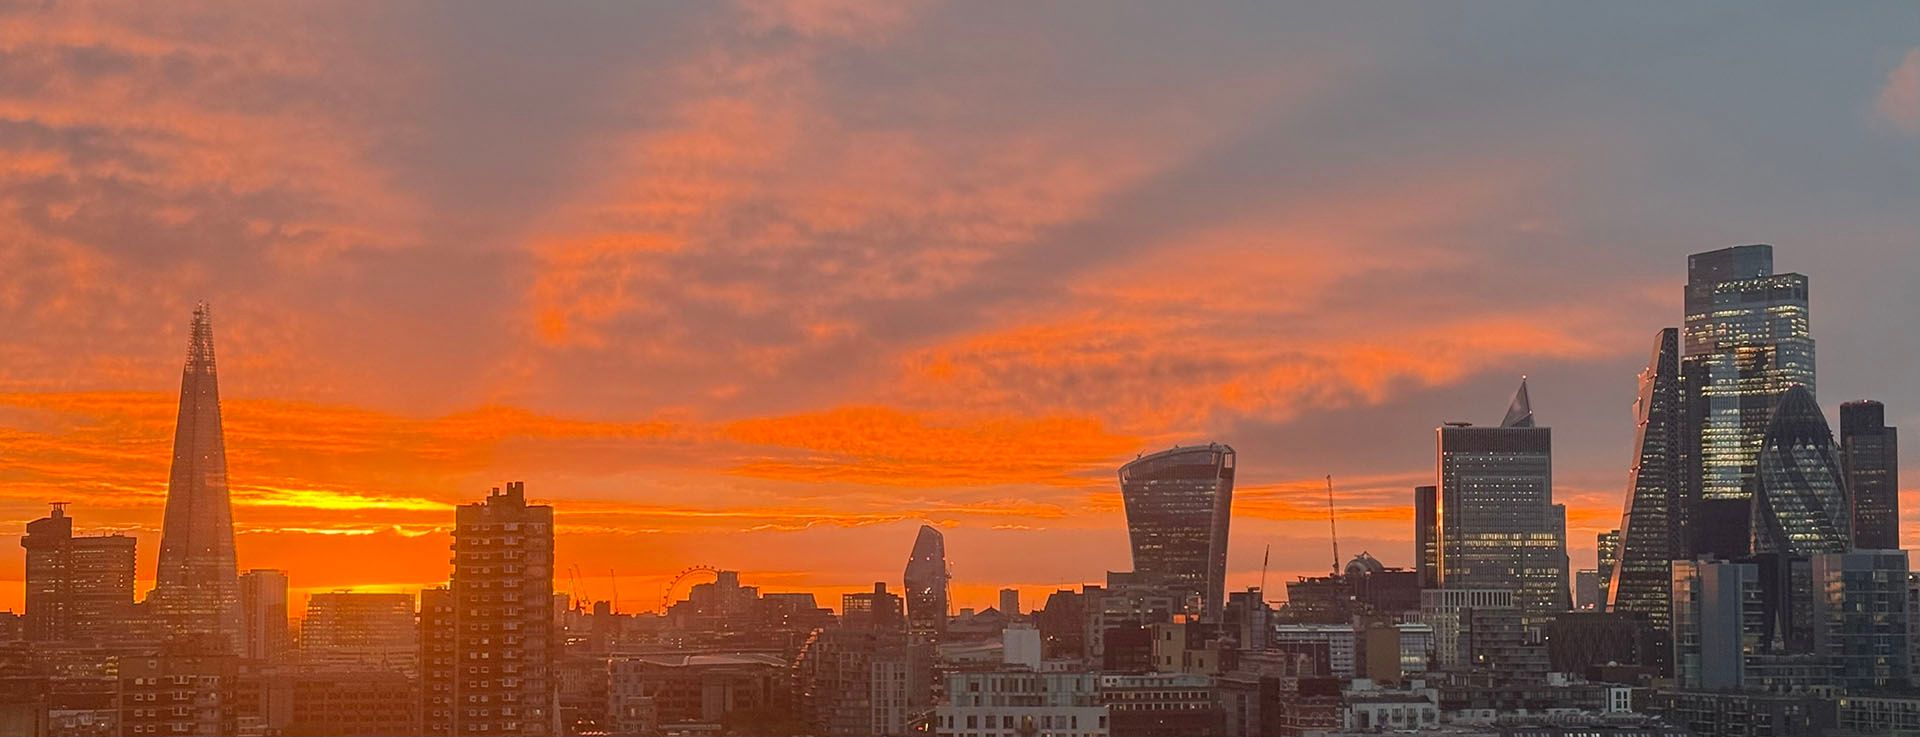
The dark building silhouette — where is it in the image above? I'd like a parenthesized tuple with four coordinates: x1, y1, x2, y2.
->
(842, 582, 905, 631)
(1545, 611, 1667, 676)
(1681, 245, 1814, 559)
(1414, 485, 1438, 589)
(1596, 530, 1619, 608)
(21, 504, 135, 643)
(1752, 387, 1850, 556)
(148, 303, 244, 651)
(902, 524, 948, 642)
(441, 482, 559, 735)
(1840, 400, 1900, 549)
(1036, 589, 1087, 659)
(1118, 443, 1236, 619)
(1607, 328, 1683, 634)
(1436, 380, 1568, 620)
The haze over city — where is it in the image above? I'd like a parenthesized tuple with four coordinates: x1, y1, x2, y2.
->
(2, 0, 1918, 622)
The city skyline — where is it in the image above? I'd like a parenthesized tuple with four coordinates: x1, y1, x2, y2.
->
(3, 3, 1920, 621)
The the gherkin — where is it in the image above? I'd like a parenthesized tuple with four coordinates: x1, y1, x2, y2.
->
(1751, 386, 1850, 555)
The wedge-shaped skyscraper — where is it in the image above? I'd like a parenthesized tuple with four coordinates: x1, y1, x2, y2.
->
(1119, 443, 1235, 619)
(1606, 329, 1683, 632)
(1751, 386, 1850, 555)
(148, 303, 244, 650)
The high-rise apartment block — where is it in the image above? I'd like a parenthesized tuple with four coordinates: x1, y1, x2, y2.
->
(21, 504, 135, 643)
(440, 482, 559, 735)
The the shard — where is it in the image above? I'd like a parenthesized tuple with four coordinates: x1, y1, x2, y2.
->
(1605, 329, 1683, 632)
(1751, 386, 1850, 555)
(903, 524, 949, 642)
(148, 303, 243, 650)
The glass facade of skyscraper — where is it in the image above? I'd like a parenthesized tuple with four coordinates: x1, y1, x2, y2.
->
(1751, 387, 1850, 556)
(1682, 244, 1815, 509)
(1118, 444, 1236, 619)
(1840, 400, 1900, 550)
(1608, 328, 1683, 632)
(1436, 385, 1568, 622)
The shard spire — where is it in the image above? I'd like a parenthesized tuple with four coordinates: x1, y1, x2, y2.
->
(150, 302, 243, 651)
(1502, 376, 1535, 428)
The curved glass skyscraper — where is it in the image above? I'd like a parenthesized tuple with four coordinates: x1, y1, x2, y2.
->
(903, 524, 948, 641)
(1751, 386, 1850, 555)
(1118, 444, 1235, 619)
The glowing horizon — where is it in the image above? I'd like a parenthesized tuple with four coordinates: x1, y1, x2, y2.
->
(3, 2, 1918, 619)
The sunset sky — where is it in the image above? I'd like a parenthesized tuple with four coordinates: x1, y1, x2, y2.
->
(2, 2, 1917, 617)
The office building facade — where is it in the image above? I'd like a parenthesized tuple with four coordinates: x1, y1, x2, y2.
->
(240, 569, 290, 663)
(1840, 400, 1900, 549)
(1117, 444, 1236, 619)
(1681, 244, 1815, 558)
(1436, 380, 1568, 620)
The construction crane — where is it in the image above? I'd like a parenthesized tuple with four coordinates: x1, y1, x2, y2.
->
(1259, 544, 1271, 602)
(568, 564, 585, 610)
(1326, 475, 1341, 576)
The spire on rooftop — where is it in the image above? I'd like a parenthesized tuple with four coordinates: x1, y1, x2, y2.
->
(1501, 377, 1534, 428)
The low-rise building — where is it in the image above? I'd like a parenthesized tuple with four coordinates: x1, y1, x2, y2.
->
(935, 670, 1106, 737)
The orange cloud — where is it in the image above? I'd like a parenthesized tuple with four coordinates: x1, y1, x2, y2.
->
(725, 406, 1137, 487)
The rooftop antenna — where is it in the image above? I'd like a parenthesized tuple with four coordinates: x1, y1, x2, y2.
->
(608, 568, 620, 614)
(1326, 475, 1341, 576)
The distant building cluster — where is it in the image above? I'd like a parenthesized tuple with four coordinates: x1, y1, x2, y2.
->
(0, 244, 1912, 737)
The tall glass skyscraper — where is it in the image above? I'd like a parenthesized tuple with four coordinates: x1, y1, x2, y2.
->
(1607, 328, 1683, 632)
(1682, 244, 1814, 557)
(1414, 485, 1438, 589)
(148, 303, 244, 651)
(1839, 400, 1900, 550)
(1436, 380, 1569, 621)
(903, 524, 949, 642)
(1751, 386, 1851, 556)
(1118, 443, 1236, 619)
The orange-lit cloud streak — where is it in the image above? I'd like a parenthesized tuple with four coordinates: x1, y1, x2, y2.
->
(2, 2, 1917, 615)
